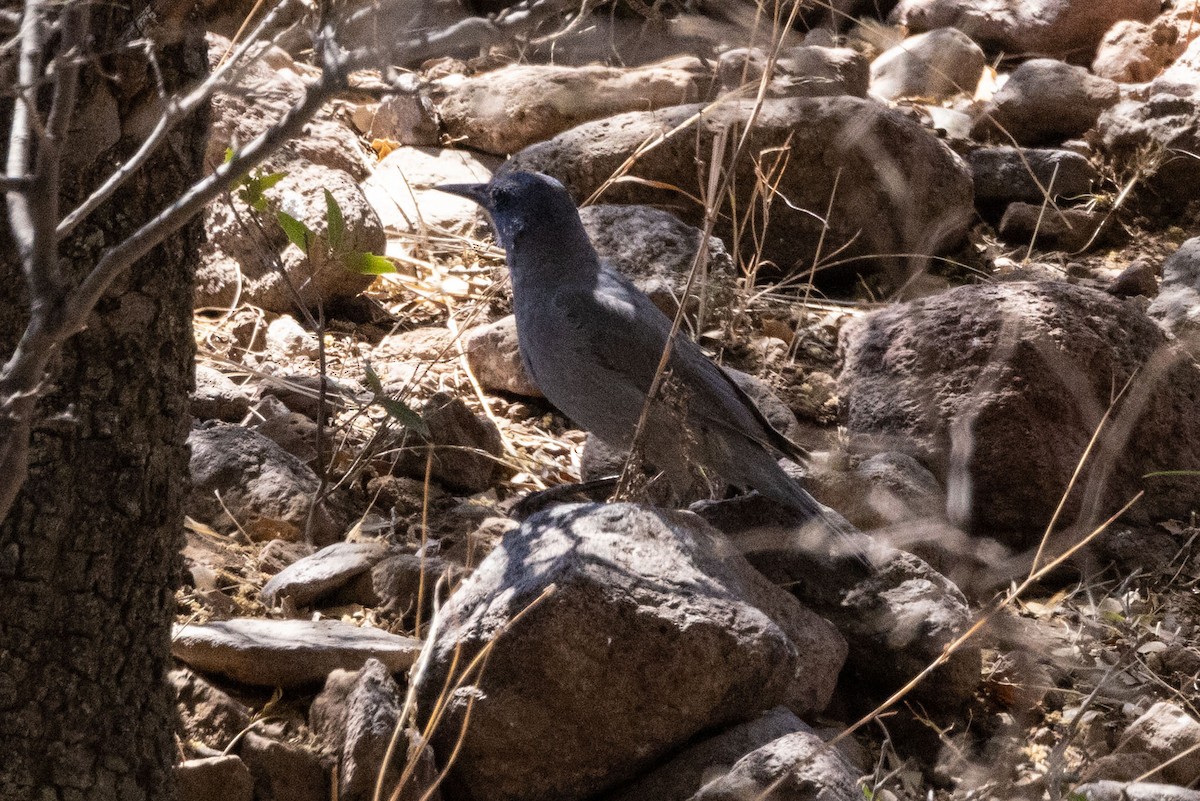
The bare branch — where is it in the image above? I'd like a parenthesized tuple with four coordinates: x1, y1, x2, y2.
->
(5, 0, 49, 284)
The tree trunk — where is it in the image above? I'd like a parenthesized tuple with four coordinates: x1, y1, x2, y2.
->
(0, 1, 207, 798)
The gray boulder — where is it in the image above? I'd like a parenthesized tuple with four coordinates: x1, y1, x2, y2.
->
(414, 503, 847, 801)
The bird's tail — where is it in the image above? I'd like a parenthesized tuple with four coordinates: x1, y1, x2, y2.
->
(764, 475, 875, 569)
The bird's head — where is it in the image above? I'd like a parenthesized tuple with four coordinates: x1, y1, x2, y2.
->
(436, 171, 581, 250)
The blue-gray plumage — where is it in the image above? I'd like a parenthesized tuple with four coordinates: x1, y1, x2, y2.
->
(438, 172, 866, 559)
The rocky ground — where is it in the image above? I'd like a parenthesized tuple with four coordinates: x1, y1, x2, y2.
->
(172, 2, 1200, 800)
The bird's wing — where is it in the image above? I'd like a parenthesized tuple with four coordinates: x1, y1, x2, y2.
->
(552, 273, 807, 464)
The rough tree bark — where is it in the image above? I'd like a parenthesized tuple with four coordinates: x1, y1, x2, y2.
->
(0, 0, 207, 797)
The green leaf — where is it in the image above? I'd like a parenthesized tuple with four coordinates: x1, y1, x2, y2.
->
(343, 251, 395, 275)
(1143, 469, 1200, 479)
(241, 171, 287, 212)
(362, 362, 427, 435)
(377, 396, 428, 435)
(224, 147, 235, 164)
(276, 211, 313, 255)
(324, 189, 345, 253)
(257, 172, 287, 191)
(362, 361, 384, 395)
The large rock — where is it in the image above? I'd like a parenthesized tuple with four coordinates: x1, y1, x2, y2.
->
(972, 59, 1120, 145)
(870, 28, 986, 102)
(502, 97, 973, 292)
(432, 59, 710, 156)
(187, 422, 343, 545)
(413, 503, 847, 801)
(579, 204, 738, 322)
(890, 0, 1159, 59)
(205, 34, 372, 178)
(1093, 17, 1191, 83)
(839, 281, 1200, 545)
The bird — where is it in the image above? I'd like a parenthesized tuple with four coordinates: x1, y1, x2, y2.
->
(438, 171, 868, 561)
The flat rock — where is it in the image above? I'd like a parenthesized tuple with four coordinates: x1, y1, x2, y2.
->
(261, 541, 391, 607)
(171, 618, 421, 687)
(890, 0, 1159, 59)
(432, 59, 710, 156)
(1077, 781, 1200, 801)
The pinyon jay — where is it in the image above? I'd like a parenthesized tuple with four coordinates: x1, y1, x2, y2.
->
(439, 171, 868, 560)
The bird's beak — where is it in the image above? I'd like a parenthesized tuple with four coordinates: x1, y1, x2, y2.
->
(435, 183, 491, 209)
